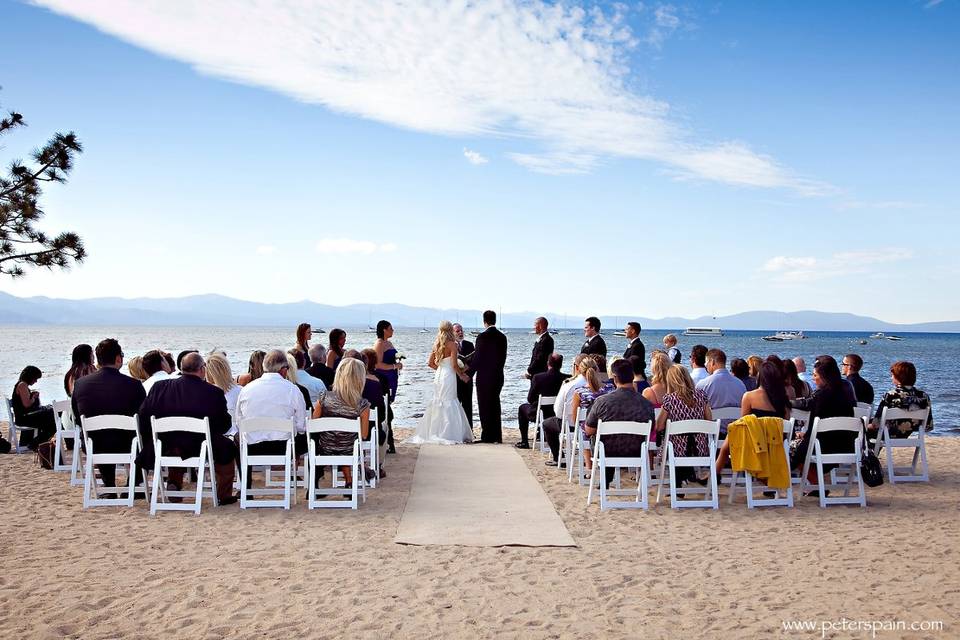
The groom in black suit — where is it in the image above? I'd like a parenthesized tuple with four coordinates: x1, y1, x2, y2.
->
(453, 323, 475, 426)
(467, 310, 508, 443)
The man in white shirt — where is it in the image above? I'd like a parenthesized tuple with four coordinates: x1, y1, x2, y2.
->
(236, 350, 307, 447)
(541, 354, 589, 466)
(141, 349, 172, 394)
(289, 348, 326, 404)
(689, 344, 709, 384)
(793, 357, 818, 391)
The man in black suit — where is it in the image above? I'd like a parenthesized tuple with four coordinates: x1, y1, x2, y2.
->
(467, 310, 508, 443)
(622, 321, 646, 378)
(525, 316, 554, 380)
(843, 353, 875, 405)
(453, 323, 475, 426)
(516, 353, 566, 449)
(580, 316, 607, 357)
(137, 353, 239, 505)
(72, 338, 147, 490)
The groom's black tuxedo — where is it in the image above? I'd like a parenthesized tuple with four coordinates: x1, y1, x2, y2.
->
(469, 326, 508, 443)
(456, 339, 475, 426)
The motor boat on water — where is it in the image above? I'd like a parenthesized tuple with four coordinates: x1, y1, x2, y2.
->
(870, 332, 885, 339)
(683, 327, 724, 337)
(761, 330, 806, 342)
(886, 335, 905, 341)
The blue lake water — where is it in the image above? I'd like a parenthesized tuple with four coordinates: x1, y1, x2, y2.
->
(2, 326, 957, 436)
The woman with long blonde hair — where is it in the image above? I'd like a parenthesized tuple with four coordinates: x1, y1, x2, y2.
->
(312, 358, 371, 487)
(642, 351, 671, 408)
(570, 356, 615, 476)
(204, 354, 241, 421)
(408, 320, 474, 444)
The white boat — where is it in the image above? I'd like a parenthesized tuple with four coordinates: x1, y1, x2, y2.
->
(364, 326, 377, 334)
(683, 327, 723, 337)
(762, 330, 805, 341)
(886, 335, 904, 341)
(870, 332, 885, 339)
(612, 330, 627, 337)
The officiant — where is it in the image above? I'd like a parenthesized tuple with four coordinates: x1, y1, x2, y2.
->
(453, 323, 474, 426)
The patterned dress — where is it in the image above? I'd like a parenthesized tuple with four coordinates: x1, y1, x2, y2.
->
(315, 391, 371, 455)
(873, 385, 933, 436)
(574, 381, 615, 432)
(661, 388, 711, 457)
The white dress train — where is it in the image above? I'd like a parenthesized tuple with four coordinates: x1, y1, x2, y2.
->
(407, 356, 474, 445)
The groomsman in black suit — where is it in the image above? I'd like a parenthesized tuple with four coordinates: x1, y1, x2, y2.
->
(467, 310, 508, 443)
(622, 321, 646, 376)
(580, 316, 607, 358)
(453, 323, 475, 426)
(516, 353, 566, 449)
(525, 316, 554, 380)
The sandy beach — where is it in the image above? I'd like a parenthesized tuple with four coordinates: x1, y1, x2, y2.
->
(1, 430, 957, 639)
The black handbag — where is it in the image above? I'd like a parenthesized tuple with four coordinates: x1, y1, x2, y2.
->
(860, 439, 884, 488)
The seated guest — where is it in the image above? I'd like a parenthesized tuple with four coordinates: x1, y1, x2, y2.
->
(326, 329, 347, 370)
(175, 350, 199, 376)
(289, 348, 326, 404)
(789, 355, 856, 473)
(663, 334, 681, 364)
(696, 349, 746, 412)
(311, 358, 371, 487)
(642, 351, 671, 409)
(142, 349, 173, 394)
(64, 343, 96, 396)
(730, 358, 756, 392)
(580, 316, 607, 357)
(655, 365, 713, 481)
(10, 366, 56, 449)
(843, 353, 875, 405)
(571, 359, 615, 474)
(359, 349, 388, 447)
(622, 322, 646, 378)
(688, 344, 709, 384)
(781, 357, 810, 400)
(71, 339, 147, 490)
(516, 353, 566, 449)
(235, 349, 308, 476)
(592, 354, 609, 383)
(236, 350, 266, 386)
(204, 354, 242, 424)
(630, 355, 649, 393)
(127, 356, 148, 381)
(541, 354, 589, 466)
(714, 361, 791, 475)
(374, 320, 403, 401)
(583, 358, 655, 489)
(868, 360, 934, 438)
(137, 353, 239, 505)
(307, 344, 335, 388)
(363, 348, 394, 452)
(284, 353, 312, 412)
(747, 355, 763, 386)
(793, 357, 817, 391)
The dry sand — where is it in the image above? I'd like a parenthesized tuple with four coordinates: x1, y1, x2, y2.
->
(1, 429, 958, 639)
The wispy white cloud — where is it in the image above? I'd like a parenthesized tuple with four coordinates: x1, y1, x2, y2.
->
(463, 148, 488, 165)
(924, 0, 944, 9)
(255, 245, 276, 256)
(760, 249, 913, 282)
(315, 238, 397, 255)
(833, 200, 922, 211)
(32, 0, 828, 194)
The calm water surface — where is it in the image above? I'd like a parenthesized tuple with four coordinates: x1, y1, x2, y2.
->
(2, 326, 957, 436)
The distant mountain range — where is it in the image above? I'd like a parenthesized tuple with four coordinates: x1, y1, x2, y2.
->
(1, 291, 958, 332)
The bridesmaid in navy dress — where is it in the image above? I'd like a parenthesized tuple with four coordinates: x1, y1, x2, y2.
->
(374, 320, 403, 401)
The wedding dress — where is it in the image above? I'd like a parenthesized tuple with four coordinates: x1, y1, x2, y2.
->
(407, 356, 474, 445)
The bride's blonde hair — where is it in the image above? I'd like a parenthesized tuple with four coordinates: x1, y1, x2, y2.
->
(431, 321, 456, 367)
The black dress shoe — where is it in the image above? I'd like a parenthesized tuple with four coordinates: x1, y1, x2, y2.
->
(545, 460, 566, 468)
(218, 493, 240, 506)
(387, 445, 397, 454)
(515, 442, 531, 449)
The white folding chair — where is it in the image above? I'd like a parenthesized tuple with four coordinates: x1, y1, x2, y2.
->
(305, 417, 366, 509)
(80, 414, 146, 508)
(656, 419, 721, 509)
(727, 419, 795, 508)
(361, 408, 380, 488)
(534, 395, 557, 454)
(52, 400, 82, 484)
(149, 416, 219, 515)
(799, 417, 866, 508)
(587, 420, 652, 511)
(4, 397, 37, 454)
(238, 417, 296, 509)
(563, 408, 588, 482)
(873, 407, 930, 483)
(854, 402, 873, 422)
(711, 406, 741, 482)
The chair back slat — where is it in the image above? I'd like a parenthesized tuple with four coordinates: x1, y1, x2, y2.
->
(238, 417, 295, 435)
(596, 420, 651, 438)
(538, 395, 557, 406)
(306, 417, 362, 434)
(812, 416, 864, 434)
(665, 419, 720, 437)
(710, 407, 741, 420)
(151, 416, 209, 435)
(879, 407, 929, 423)
(81, 414, 138, 432)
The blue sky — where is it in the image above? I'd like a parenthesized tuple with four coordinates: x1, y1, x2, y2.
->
(0, 0, 957, 322)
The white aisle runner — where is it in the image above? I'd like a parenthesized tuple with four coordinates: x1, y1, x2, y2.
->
(394, 444, 577, 547)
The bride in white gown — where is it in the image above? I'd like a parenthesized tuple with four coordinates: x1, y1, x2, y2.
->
(407, 321, 474, 445)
